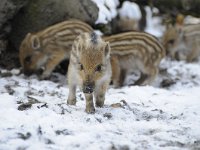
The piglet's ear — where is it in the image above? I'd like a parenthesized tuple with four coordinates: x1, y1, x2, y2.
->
(176, 14, 184, 26)
(31, 35, 40, 50)
(26, 33, 31, 38)
(104, 42, 110, 59)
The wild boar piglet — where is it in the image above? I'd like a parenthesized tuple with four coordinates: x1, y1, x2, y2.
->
(67, 32, 111, 114)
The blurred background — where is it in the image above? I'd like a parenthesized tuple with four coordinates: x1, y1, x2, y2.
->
(0, 0, 199, 70)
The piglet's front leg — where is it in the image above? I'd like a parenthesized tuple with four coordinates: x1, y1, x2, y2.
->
(95, 81, 109, 107)
(40, 52, 66, 80)
(67, 64, 77, 105)
(85, 93, 95, 114)
(67, 85, 76, 105)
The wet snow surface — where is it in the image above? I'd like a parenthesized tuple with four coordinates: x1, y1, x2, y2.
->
(0, 58, 200, 150)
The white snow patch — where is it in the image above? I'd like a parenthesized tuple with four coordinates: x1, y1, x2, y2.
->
(118, 1, 141, 20)
(145, 6, 165, 38)
(184, 15, 200, 24)
(92, 0, 119, 24)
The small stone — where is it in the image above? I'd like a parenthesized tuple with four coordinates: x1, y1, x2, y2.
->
(103, 113, 112, 119)
(18, 103, 32, 111)
(110, 103, 122, 108)
(17, 132, 31, 140)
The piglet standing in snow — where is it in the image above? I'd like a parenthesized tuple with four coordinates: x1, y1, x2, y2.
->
(163, 18, 200, 62)
(162, 14, 200, 62)
(67, 32, 111, 113)
(103, 31, 165, 87)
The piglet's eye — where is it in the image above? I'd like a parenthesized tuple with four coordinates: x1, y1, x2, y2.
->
(24, 56, 31, 63)
(79, 63, 84, 70)
(168, 39, 175, 44)
(95, 64, 103, 72)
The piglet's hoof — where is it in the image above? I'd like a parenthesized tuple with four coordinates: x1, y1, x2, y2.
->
(67, 99, 76, 105)
(85, 107, 95, 114)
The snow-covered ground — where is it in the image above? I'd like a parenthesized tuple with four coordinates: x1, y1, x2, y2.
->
(1, 58, 200, 150)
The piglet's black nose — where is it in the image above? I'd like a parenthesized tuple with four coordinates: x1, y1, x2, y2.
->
(83, 83, 94, 94)
(24, 70, 33, 76)
(36, 67, 44, 76)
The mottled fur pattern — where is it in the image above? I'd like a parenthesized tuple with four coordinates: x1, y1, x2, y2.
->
(162, 24, 200, 62)
(114, 17, 139, 32)
(19, 20, 93, 79)
(103, 31, 165, 87)
(67, 32, 111, 114)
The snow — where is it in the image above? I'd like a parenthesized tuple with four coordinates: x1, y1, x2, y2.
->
(184, 15, 200, 24)
(1, 57, 200, 149)
(92, 0, 119, 24)
(93, 0, 165, 38)
(118, 1, 141, 20)
(145, 6, 165, 38)
(93, 0, 142, 25)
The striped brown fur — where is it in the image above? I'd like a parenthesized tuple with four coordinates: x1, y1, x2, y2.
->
(19, 19, 93, 79)
(103, 31, 165, 87)
(163, 23, 200, 62)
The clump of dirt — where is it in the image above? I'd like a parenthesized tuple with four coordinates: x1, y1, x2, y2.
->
(110, 144, 130, 150)
(103, 113, 112, 119)
(4, 85, 15, 95)
(18, 97, 41, 111)
(55, 129, 72, 135)
(110, 100, 128, 108)
(17, 132, 31, 140)
(160, 78, 176, 88)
